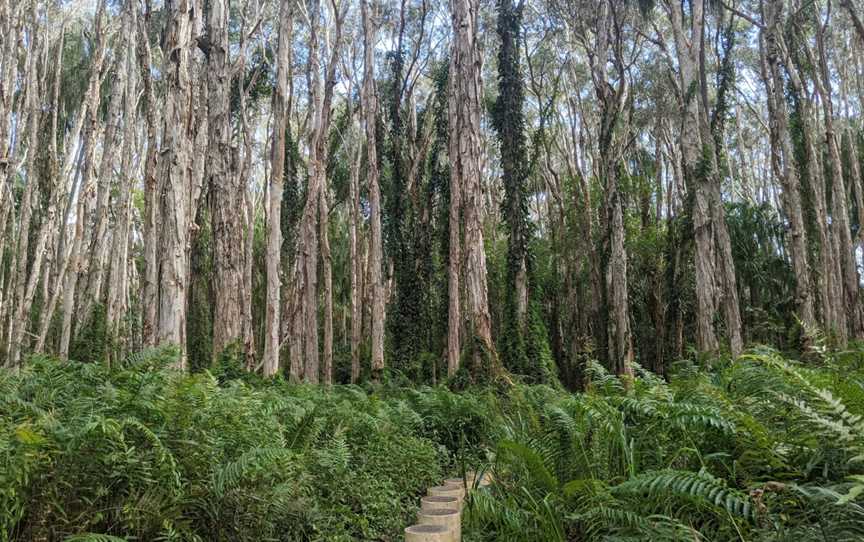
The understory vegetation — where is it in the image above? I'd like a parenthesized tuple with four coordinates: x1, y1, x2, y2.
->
(2, 345, 864, 541)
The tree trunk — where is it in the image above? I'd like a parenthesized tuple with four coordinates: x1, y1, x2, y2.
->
(106, 1, 139, 359)
(349, 137, 363, 383)
(450, 0, 499, 378)
(781, 36, 842, 337)
(664, 0, 743, 355)
(157, 0, 196, 368)
(139, 2, 161, 348)
(760, 5, 816, 330)
(264, 0, 293, 377)
(82, 34, 128, 321)
(320, 179, 333, 385)
(812, 20, 862, 338)
(7, 12, 46, 365)
(207, 0, 244, 358)
(363, 0, 385, 381)
(586, 0, 633, 374)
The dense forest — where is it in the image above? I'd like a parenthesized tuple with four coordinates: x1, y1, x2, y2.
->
(2, 0, 864, 540)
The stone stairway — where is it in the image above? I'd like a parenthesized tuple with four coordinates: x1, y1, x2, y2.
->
(403, 471, 492, 541)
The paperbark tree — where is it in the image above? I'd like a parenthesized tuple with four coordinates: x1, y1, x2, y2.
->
(809, 12, 863, 338)
(320, 174, 334, 385)
(449, 0, 500, 379)
(264, 0, 294, 378)
(207, 0, 245, 357)
(106, 0, 139, 354)
(294, 0, 345, 383)
(778, 22, 843, 337)
(362, 0, 385, 380)
(760, 0, 815, 330)
(582, 0, 634, 374)
(82, 18, 129, 321)
(57, 0, 110, 359)
(7, 6, 46, 365)
(139, 0, 161, 348)
(662, 0, 742, 356)
(157, 0, 197, 367)
(349, 136, 363, 383)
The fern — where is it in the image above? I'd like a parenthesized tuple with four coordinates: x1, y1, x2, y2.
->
(63, 535, 128, 542)
(613, 469, 753, 520)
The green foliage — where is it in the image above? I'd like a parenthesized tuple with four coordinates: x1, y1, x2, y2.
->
(726, 203, 795, 346)
(69, 303, 110, 364)
(0, 356, 481, 541)
(3, 349, 863, 540)
(462, 349, 864, 541)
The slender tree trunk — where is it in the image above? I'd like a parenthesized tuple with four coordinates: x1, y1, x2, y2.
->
(7, 12, 45, 365)
(60, 133, 98, 359)
(493, 0, 530, 372)
(812, 22, 862, 338)
(781, 38, 842, 337)
(0, 0, 22, 232)
(263, 0, 293, 377)
(586, 1, 634, 374)
(57, 2, 110, 359)
(297, 2, 324, 384)
(362, 0, 385, 380)
(760, 6, 816, 330)
(139, 3, 160, 347)
(106, 2, 139, 358)
(666, 0, 743, 355)
(349, 139, 363, 383)
(295, 0, 344, 383)
(82, 38, 128, 320)
(320, 180, 333, 385)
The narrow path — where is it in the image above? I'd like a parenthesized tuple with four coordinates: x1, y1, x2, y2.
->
(404, 471, 492, 541)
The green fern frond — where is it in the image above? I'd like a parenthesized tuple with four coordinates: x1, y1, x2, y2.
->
(63, 535, 128, 542)
(613, 469, 753, 519)
(498, 439, 559, 491)
(212, 447, 298, 496)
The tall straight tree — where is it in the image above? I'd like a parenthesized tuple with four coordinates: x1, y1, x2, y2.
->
(809, 9, 863, 338)
(207, 0, 245, 357)
(660, 0, 742, 356)
(264, 0, 294, 378)
(449, 0, 501, 379)
(106, 0, 140, 354)
(293, 0, 345, 382)
(492, 0, 531, 374)
(157, 0, 197, 367)
(760, 0, 816, 330)
(585, 0, 634, 374)
(7, 2, 46, 365)
(58, 0, 109, 359)
(362, 0, 385, 381)
(139, 0, 161, 348)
